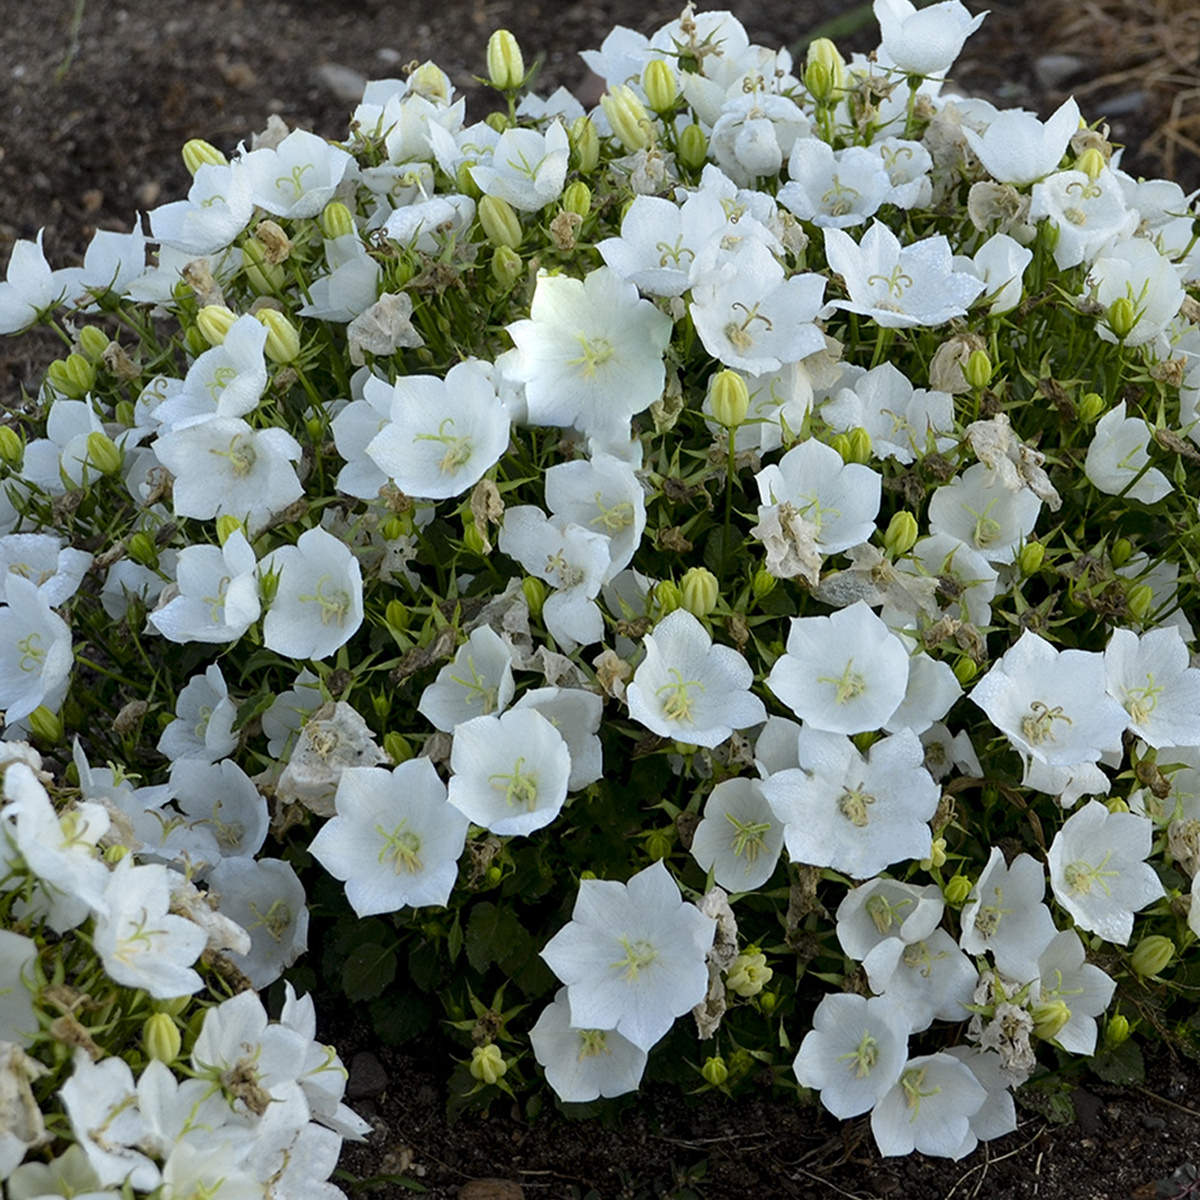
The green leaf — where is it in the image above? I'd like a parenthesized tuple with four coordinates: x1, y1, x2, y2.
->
(1015, 1079, 1076, 1125)
(1087, 1039, 1145, 1085)
(342, 941, 397, 1002)
(465, 901, 523, 973)
(369, 990, 432, 1045)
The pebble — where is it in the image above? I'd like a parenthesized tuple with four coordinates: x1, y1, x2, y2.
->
(347, 1050, 388, 1099)
(1034, 54, 1086, 89)
(1101, 90, 1146, 117)
(316, 62, 367, 105)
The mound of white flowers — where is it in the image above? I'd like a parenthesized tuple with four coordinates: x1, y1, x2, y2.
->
(3, 0, 1200, 1182)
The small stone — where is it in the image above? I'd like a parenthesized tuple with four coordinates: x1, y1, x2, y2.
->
(347, 1051, 388, 1099)
(317, 62, 368, 106)
(376, 47, 403, 65)
(1034, 54, 1085, 89)
(1101, 90, 1146, 117)
(1142, 1113, 1167, 1131)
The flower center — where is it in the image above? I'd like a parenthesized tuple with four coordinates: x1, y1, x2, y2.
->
(211, 433, 257, 478)
(865, 892, 913, 934)
(413, 417, 474, 474)
(973, 885, 1011, 938)
(900, 1066, 941, 1119)
(1020, 699, 1073, 746)
(837, 785, 876, 828)
(820, 174, 860, 217)
(817, 657, 867, 705)
(377, 821, 423, 874)
(589, 492, 635, 532)
(448, 656, 499, 714)
(837, 1031, 878, 1079)
(611, 936, 657, 982)
(576, 1029, 611, 1060)
(297, 573, 352, 626)
(204, 365, 239, 402)
(568, 334, 615, 379)
(16, 632, 45, 673)
(1123, 674, 1163, 727)
(275, 161, 315, 198)
(723, 300, 773, 353)
(488, 756, 540, 810)
(655, 668, 705, 722)
(1063, 850, 1117, 896)
(724, 811, 772, 862)
(866, 264, 914, 299)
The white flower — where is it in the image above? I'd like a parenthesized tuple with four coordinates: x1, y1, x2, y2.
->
(365, 360, 511, 501)
(874, 0, 985, 76)
(763, 727, 939, 878)
(689, 777, 784, 892)
(1087, 237, 1184, 347)
(156, 663, 239, 763)
(927, 462, 1042, 563)
(0, 230, 67, 333)
(836, 878, 945, 961)
(792, 993, 908, 1118)
(863, 929, 978, 1033)
(1105, 626, 1200, 748)
(172, 757, 268, 860)
(544, 453, 646, 581)
(626, 609, 766, 748)
(540, 860, 715, 1052)
(766, 601, 910, 734)
(0, 575, 73, 723)
(961, 96, 1079, 186)
(262, 527, 364, 660)
(418, 625, 516, 732)
(779, 142, 891, 228)
(0, 931, 38, 1046)
(959, 847, 1058, 981)
(1084, 401, 1172, 504)
(242, 128, 354, 219)
(703, 362, 813, 456)
(148, 530, 260, 644)
(529, 988, 648, 1103)
(0, 533, 92, 607)
(1047, 800, 1164, 944)
(156, 314, 269, 431)
(149, 160, 254, 255)
(448, 708, 571, 837)
(709, 93, 810, 187)
(504, 267, 673, 438)
(943, 1046, 1018, 1145)
(1034, 929, 1116, 1055)
(470, 121, 570, 211)
(876, 137, 934, 209)
(960, 232, 1033, 315)
(513, 686, 604, 791)
(871, 1052, 986, 1159)
(1030, 167, 1137, 270)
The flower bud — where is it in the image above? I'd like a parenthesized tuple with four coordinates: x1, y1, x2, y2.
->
(644, 826, 674, 860)
(642, 59, 679, 114)
(255, 308, 302, 363)
(829, 432, 852, 462)
(127, 531, 159, 567)
(804, 60, 833, 103)
(484, 864, 503, 887)
(1078, 392, 1106, 423)
(385, 599, 410, 631)
(1111, 537, 1133, 568)
(408, 61, 451, 104)
(27, 705, 63, 744)
(469, 1043, 507, 1085)
(461, 519, 487, 555)
(921, 836, 947, 871)
(1017, 540, 1045, 576)
(883, 510, 919, 557)
(1131, 934, 1174, 978)
(655, 579, 682, 616)
(104, 842, 129, 865)
(1127, 582, 1155, 622)
(952, 656, 978, 685)
(700, 1056, 729, 1087)
(196, 304, 238, 347)
(320, 200, 356, 240)
(78, 325, 111, 363)
(751, 567, 777, 600)
(484, 111, 509, 134)
(241, 238, 286, 294)
(1106, 296, 1137, 340)
(680, 566, 718, 618)
(86, 431, 122, 475)
(709, 368, 749, 429)
(677, 123, 708, 170)
(569, 116, 600, 174)
(1104, 1013, 1131, 1048)
(0, 425, 24, 468)
(486, 29, 525, 90)
(47, 353, 96, 399)
(758, 990, 778, 1014)
(1032, 999, 1072, 1041)
(1075, 147, 1105, 181)
(944, 874, 972, 905)
(383, 731, 413, 764)
(478, 195, 523, 250)
(561, 180, 592, 218)
(964, 348, 993, 390)
(382, 514, 413, 540)
(1105, 795, 1130, 813)
(727, 950, 772, 998)
(142, 1012, 182, 1064)
(522, 575, 547, 619)
(181, 138, 227, 175)
(847, 426, 872, 464)
(601, 85, 653, 153)
(806, 38, 847, 102)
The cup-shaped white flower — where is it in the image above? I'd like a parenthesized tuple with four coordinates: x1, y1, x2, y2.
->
(529, 988, 648, 1103)
(690, 777, 785, 892)
(0, 229, 67, 334)
(309, 759, 468, 917)
(763, 727, 939, 878)
(1088, 237, 1184, 347)
(448, 708, 571, 837)
(961, 96, 1078, 187)
(863, 929, 978, 1033)
(1029, 167, 1137, 270)
(156, 663, 238, 763)
(1034, 929, 1116, 1055)
(149, 160, 254, 255)
(470, 121, 570, 211)
(778, 143, 891, 229)
(513, 686, 604, 791)
(418, 625, 517, 733)
(1047, 800, 1164, 944)
(871, 1052, 987, 1159)
(173, 757, 268, 860)
(366, 361, 511, 501)
(793, 993, 908, 1118)
(926, 462, 1042, 564)
(836, 878, 945, 961)
(1084, 401, 1172, 505)
(0, 575, 73, 723)
(544, 453, 646, 581)
(626, 609, 766, 748)
(148, 530, 260, 645)
(874, 0, 985, 76)
(540, 860, 715, 1052)
(0, 533, 92, 607)
(1105, 626, 1200, 748)
(959, 847, 1057, 981)
(766, 601, 909, 734)
(262, 527, 364, 660)
(157, 314, 269, 432)
(242, 128, 354, 219)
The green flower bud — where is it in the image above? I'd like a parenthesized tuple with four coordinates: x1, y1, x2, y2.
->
(709, 368, 749, 429)
(484, 111, 509, 134)
(677, 123, 708, 170)
(241, 238, 286, 294)
(805, 38, 847, 101)
(469, 1043, 507, 1085)
(143, 1012, 182, 1064)
(644, 826, 674, 861)
(254, 308, 301, 363)
(1078, 392, 1106, 423)
(1075, 147, 1105, 181)
(1131, 934, 1174, 978)
(1106, 296, 1137, 340)
(1031, 999, 1072, 1041)
(758, 990, 778, 1014)
(103, 843, 129, 865)
(0, 426, 23, 468)
(921, 836, 947, 871)
(642, 59, 679, 114)
(883, 510, 919, 557)
(184, 325, 209, 357)
(320, 201, 356, 240)
(383, 731, 414, 764)
(964, 348, 993, 390)
(829, 432, 852, 462)
(522, 575, 547, 619)
(27, 705, 63, 744)
(385, 599, 410, 631)
(1127, 582, 1155, 622)
(1105, 795, 1130, 813)
(78, 325, 111, 363)
(601, 84, 654, 152)
(751, 567, 777, 600)
(381, 514, 413, 540)
(47, 353, 96, 398)
(952, 656, 978, 685)
(655, 579, 682, 616)
(847, 427, 872, 464)
(113, 399, 136, 428)
(478, 195, 523, 250)
(86, 430, 122, 475)
(944, 874, 972, 905)
(461, 519, 487, 555)
(1017, 540, 1045, 576)
(181, 138, 227, 175)
(196, 304, 238, 346)
(561, 180, 592, 218)
(490, 245, 524, 291)
(680, 566, 719, 618)
(372, 692, 391, 723)
(804, 60, 833, 103)
(484, 864, 503, 887)
(486, 29, 525, 90)
(1111, 537, 1133, 568)
(700, 1056, 728, 1087)
(727, 951, 772, 998)
(569, 115, 600, 174)
(126, 531, 159, 567)
(212, 516, 242, 547)
(1104, 1013, 1131, 1048)
(455, 160, 483, 200)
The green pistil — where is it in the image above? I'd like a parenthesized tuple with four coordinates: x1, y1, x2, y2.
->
(725, 812, 772, 862)
(655, 668, 704, 722)
(817, 658, 866, 705)
(837, 1031, 878, 1079)
(377, 821, 423, 874)
(488, 757, 540, 810)
(610, 936, 657, 982)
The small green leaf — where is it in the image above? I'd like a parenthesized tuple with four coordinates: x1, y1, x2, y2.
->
(1087, 1039, 1145, 1085)
(343, 941, 397, 1002)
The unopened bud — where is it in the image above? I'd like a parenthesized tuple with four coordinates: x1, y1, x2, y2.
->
(47, 353, 96, 399)
(484, 111, 509, 134)
(677, 122, 708, 170)
(758, 990, 778, 1014)
(804, 60, 833, 103)
(944, 874, 972, 905)
(561, 180, 591, 218)
(455, 160, 483, 200)
(1105, 795, 1130, 813)
(1131, 934, 1174, 978)
(142, 1012, 182, 1064)
(1111, 537, 1133, 568)
(255, 308, 301, 363)
(883, 510, 919, 557)
(241, 238, 286, 294)
(522, 575, 547, 619)
(1075, 147, 1105, 181)
(644, 826, 674, 861)
(709, 369, 749, 428)
(461, 519, 487, 555)
(642, 59, 679, 114)
(126, 531, 159, 567)
(27, 705, 63, 744)
(86, 431, 122, 475)
(1104, 1013, 1131, 1048)
(381, 514, 412, 540)
(469, 1043, 507, 1085)
(921, 836, 947, 871)
(964, 348, 992, 389)
(806, 38, 847, 101)
(680, 566, 718, 618)
(181, 138, 227, 175)
(829, 432, 852, 462)
(601, 84, 653, 153)
(383, 731, 413, 764)
(478, 195, 523, 250)
(320, 200, 356, 240)
(196, 304, 238, 346)
(0, 426, 24, 468)
(1106, 296, 1137, 340)
(1127, 582, 1155, 622)
(78, 325, 111, 363)
(751, 567, 777, 600)
(952, 655, 978, 685)
(1032, 999, 1072, 1041)
(486, 29, 525, 90)
(700, 1056, 729, 1087)
(1078, 392, 1106, 423)
(727, 951, 772, 998)
(847, 427, 872, 464)
(1017, 540, 1045, 576)
(655, 579, 682, 616)
(408, 60, 451, 104)
(384, 599, 410, 631)
(569, 116, 600, 174)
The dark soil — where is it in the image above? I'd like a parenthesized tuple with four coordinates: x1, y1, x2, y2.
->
(3, 1, 1200, 1197)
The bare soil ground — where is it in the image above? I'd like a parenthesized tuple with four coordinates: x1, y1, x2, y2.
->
(3, 1, 1200, 1196)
